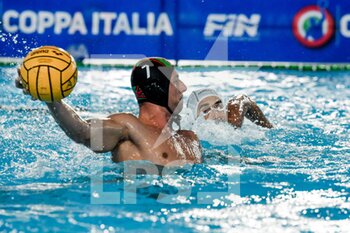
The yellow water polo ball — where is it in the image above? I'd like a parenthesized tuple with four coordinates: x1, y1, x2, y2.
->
(19, 45, 78, 102)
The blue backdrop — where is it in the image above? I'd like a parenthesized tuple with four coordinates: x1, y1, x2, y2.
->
(0, 0, 349, 62)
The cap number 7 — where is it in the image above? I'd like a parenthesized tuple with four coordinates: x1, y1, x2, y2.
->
(142, 65, 150, 79)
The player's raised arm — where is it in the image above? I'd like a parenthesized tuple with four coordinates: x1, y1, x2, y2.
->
(227, 94, 273, 129)
(16, 51, 128, 153)
(45, 101, 128, 153)
(16, 46, 130, 153)
(15, 74, 128, 153)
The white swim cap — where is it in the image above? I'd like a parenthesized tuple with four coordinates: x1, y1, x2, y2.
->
(187, 88, 220, 118)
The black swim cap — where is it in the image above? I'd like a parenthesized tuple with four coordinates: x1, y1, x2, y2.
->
(131, 57, 175, 113)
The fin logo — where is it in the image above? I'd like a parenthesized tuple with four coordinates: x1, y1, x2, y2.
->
(293, 5, 334, 48)
(204, 14, 261, 38)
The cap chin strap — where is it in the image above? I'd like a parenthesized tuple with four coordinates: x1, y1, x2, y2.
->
(166, 106, 173, 115)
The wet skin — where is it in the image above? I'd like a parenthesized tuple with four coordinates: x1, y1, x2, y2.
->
(197, 94, 273, 129)
(16, 69, 202, 166)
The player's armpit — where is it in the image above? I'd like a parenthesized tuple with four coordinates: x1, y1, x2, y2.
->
(86, 118, 129, 153)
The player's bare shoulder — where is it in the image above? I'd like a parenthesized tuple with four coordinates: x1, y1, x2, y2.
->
(107, 113, 140, 125)
(103, 113, 145, 138)
(106, 113, 152, 143)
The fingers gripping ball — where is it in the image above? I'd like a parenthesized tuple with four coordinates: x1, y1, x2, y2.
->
(19, 46, 78, 102)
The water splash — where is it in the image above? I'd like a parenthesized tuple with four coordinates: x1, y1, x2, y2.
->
(0, 66, 349, 232)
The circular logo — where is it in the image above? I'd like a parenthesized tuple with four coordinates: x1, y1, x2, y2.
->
(293, 5, 334, 48)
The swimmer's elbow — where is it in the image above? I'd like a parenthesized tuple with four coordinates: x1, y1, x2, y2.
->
(263, 121, 274, 129)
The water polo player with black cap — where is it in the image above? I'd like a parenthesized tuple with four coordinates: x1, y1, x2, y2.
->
(131, 58, 175, 114)
(131, 57, 184, 129)
(16, 57, 202, 166)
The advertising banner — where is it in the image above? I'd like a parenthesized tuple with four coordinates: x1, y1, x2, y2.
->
(0, 0, 349, 62)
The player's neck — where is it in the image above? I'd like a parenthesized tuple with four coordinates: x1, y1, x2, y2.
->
(139, 103, 171, 130)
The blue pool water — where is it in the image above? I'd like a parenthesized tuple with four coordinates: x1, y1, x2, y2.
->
(1, 65, 350, 232)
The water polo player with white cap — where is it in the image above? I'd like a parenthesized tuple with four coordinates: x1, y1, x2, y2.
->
(186, 88, 273, 128)
(187, 89, 226, 121)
